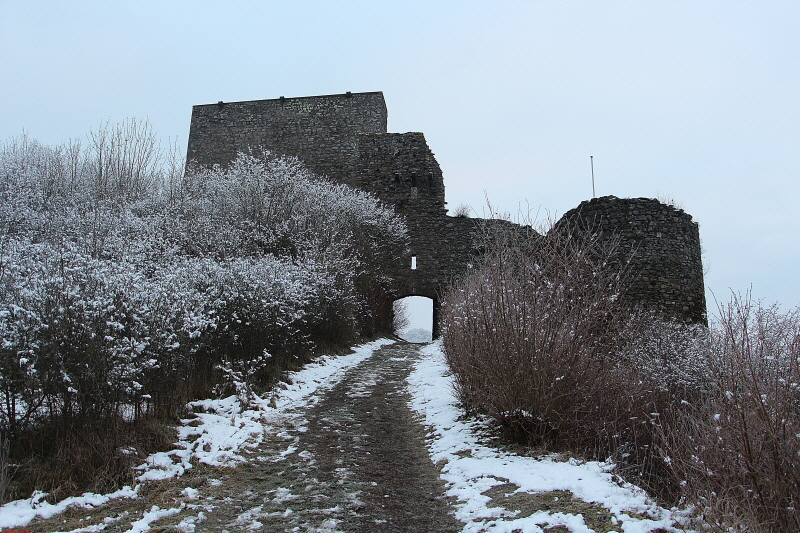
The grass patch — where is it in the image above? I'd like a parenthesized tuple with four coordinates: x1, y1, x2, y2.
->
(5, 416, 177, 504)
(482, 485, 622, 532)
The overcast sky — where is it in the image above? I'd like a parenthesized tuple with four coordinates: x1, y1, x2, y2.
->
(2, 1, 798, 328)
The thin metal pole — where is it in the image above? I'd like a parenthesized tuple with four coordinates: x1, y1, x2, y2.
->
(590, 156, 595, 198)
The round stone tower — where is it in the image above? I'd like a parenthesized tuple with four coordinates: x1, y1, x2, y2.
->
(554, 196, 706, 324)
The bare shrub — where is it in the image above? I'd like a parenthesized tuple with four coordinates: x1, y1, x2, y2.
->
(658, 295, 800, 532)
(440, 214, 722, 502)
(392, 299, 411, 335)
(654, 191, 684, 211)
(451, 203, 471, 218)
(7, 416, 174, 504)
(440, 200, 799, 530)
(0, 430, 9, 504)
(441, 216, 635, 450)
(87, 118, 164, 202)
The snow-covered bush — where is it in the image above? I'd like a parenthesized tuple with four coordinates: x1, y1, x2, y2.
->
(0, 129, 407, 502)
(0, 238, 173, 430)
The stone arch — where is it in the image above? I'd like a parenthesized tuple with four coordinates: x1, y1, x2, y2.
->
(392, 287, 441, 338)
(393, 295, 435, 342)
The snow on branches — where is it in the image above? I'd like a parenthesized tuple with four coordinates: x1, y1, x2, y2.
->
(0, 130, 407, 476)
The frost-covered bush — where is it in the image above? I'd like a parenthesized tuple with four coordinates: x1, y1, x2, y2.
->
(657, 297, 800, 532)
(603, 312, 713, 499)
(0, 129, 407, 502)
(0, 239, 147, 431)
(179, 151, 407, 263)
(177, 150, 406, 335)
(618, 311, 711, 395)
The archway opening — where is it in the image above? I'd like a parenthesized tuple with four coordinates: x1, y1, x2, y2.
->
(393, 296, 433, 343)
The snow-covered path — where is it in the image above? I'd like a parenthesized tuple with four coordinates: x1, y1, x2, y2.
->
(171, 340, 461, 532)
(1, 340, 689, 532)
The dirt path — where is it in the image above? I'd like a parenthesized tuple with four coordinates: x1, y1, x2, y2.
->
(298, 341, 460, 532)
(32, 341, 462, 532)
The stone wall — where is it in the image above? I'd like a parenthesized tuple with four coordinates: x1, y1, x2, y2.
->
(187, 92, 387, 182)
(555, 196, 706, 323)
(355, 132, 447, 295)
(186, 92, 707, 332)
(353, 132, 446, 216)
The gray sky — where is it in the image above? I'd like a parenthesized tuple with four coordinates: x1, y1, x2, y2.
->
(2, 1, 799, 327)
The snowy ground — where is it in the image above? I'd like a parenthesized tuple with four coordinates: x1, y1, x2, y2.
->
(398, 327, 433, 343)
(408, 342, 691, 533)
(0, 339, 393, 530)
(0, 339, 691, 532)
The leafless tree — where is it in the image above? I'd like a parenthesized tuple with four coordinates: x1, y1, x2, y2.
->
(88, 118, 163, 202)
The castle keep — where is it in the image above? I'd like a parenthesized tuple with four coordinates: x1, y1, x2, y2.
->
(187, 91, 706, 333)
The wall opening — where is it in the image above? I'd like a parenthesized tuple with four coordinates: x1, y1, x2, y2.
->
(411, 255, 417, 270)
(393, 296, 433, 343)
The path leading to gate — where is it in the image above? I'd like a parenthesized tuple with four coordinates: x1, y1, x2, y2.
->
(29, 341, 462, 532)
(21, 340, 682, 533)
(296, 341, 461, 532)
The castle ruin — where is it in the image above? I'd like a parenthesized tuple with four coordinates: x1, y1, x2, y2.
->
(187, 91, 706, 334)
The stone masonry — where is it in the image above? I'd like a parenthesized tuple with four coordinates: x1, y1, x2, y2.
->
(186, 91, 707, 333)
(555, 196, 706, 323)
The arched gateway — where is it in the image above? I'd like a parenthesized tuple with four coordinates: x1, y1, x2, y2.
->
(187, 92, 706, 335)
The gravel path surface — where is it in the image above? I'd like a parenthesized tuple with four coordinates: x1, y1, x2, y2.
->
(299, 341, 460, 532)
(31, 341, 461, 532)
